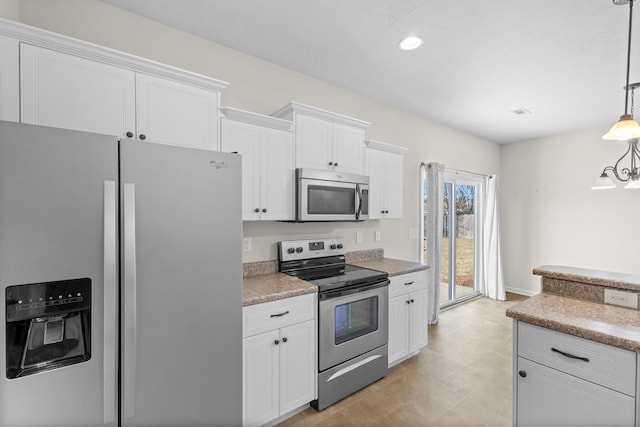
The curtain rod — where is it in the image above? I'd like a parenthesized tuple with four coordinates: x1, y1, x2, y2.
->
(420, 162, 492, 178)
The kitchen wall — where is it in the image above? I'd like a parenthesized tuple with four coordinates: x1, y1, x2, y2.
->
(4, 0, 500, 264)
(501, 127, 640, 295)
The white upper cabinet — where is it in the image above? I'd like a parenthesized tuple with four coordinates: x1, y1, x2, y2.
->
(272, 102, 369, 175)
(220, 107, 294, 221)
(21, 43, 136, 138)
(136, 73, 218, 150)
(0, 34, 19, 122)
(364, 140, 407, 219)
(5, 19, 228, 150)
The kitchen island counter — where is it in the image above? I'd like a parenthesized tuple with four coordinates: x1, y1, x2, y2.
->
(507, 292, 640, 352)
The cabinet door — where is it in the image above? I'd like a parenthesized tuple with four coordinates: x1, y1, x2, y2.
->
(0, 35, 19, 122)
(295, 114, 332, 170)
(279, 320, 315, 414)
(384, 152, 404, 219)
(260, 127, 294, 221)
(388, 295, 410, 365)
(220, 119, 261, 220)
(136, 73, 218, 150)
(243, 331, 280, 427)
(516, 357, 635, 427)
(332, 123, 364, 174)
(408, 290, 427, 353)
(21, 44, 135, 137)
(364, 148, 384, 219)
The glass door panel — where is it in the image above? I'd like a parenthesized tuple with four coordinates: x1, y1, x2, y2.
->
(441, 175, 481, 307)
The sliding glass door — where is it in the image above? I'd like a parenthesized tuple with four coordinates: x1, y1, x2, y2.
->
(422, 167, 484, 308)
(441, 173, 484, 306)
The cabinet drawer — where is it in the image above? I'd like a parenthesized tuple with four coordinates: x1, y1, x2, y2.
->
(518, 322, 637, 396)
(389, 271, 426, 298)
(243, 293, 315, 337)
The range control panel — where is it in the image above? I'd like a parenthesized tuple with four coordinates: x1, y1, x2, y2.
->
(279, 237, 346, 262)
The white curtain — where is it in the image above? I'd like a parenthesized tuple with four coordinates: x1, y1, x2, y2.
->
(424, 162, 444, 324)
(481, 175, 506, 300)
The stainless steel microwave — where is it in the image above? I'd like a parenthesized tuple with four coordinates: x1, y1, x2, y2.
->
(296, 168, 369, 222)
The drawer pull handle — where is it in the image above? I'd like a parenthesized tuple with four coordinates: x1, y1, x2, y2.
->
(404, 281, 415, 286)
(270, 310, 290, 318)
(551, 347, 590, 363)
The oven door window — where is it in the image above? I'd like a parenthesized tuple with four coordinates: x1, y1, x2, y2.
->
(308, 185, 355, 215)
(334, 295, 378, 345)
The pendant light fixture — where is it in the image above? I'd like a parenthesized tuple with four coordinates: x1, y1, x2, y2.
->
(593, 0, 640, 189)
(603, 0, 640, 141)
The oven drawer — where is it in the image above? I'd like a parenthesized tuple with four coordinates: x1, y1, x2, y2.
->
(243, 293, 316, 338)
(518, 322, 637, 396)
(389, 271, 426, 298)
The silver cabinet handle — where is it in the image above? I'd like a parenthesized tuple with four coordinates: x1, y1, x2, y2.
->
(103, 181, 117, 425)
(123, 183, 137, 419)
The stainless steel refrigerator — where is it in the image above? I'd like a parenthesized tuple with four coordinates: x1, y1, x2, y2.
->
(0, 121, 242, 427)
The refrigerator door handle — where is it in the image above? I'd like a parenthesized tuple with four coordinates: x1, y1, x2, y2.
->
(123, 183, 137, 419)
(103, 181, 117, 425)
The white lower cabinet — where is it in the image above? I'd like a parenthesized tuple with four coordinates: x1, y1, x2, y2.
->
(514, 321, 638, 427)
(243, 294, 316, 427)
(388, 271, 428, 366)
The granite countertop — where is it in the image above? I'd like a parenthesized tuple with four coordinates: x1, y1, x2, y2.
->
(243, 273, 317, 307)
(534, 265, 640, 292)
(242, 249, 428, 306)
(507, 283, 640, 353)
(349, 257, 429, 277)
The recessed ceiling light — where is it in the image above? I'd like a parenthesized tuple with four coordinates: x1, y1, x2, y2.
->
(399, 36, 423, 51)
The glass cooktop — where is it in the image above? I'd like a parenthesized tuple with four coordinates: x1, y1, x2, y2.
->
(288, 264, 388, 292)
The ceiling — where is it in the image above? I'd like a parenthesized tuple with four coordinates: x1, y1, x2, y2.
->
(98, 0, 640, 143)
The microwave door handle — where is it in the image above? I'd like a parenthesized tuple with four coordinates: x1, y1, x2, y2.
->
(356, 184, 363, 220)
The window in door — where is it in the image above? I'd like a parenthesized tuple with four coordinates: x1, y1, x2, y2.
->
(421, 169, 484, 308)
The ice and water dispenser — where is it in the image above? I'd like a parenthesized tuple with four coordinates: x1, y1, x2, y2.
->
(5, 278, 91, 379)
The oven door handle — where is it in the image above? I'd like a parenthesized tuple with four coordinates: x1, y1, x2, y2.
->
(319, 279, 389, 300)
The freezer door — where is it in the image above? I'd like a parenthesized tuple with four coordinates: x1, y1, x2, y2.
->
(119, 141, 243, 427)
(0, 121, 119, 427)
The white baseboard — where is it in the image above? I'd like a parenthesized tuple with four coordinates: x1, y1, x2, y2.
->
(506, 286, 538, 297)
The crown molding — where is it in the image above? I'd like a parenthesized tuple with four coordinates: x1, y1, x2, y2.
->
(220, 107, 293, 132)
(0, 18, 229, 92)
(272, 101, 370, 129)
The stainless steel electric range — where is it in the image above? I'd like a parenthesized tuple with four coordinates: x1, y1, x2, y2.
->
(278, 237, 389, 411)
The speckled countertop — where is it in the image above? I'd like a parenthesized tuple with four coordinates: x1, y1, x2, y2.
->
(243, 273, 316, 307)
(507, 266, 640, 352)
(349, 258, 428, 277)
(242, 248, 429, 306)
(533, 265, 640, 291)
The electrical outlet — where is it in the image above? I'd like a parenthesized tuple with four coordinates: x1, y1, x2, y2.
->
(356, 231, 363, 244)
(374, 230, 381, 242)
(243, 238, 252, 252)
(409, 228, 419, 239)
(604, 288, 638, 309)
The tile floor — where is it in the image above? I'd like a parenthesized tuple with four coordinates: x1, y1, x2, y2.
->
(278, 293, 528, 426)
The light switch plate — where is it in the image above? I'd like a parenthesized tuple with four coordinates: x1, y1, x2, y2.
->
(356, 231, 363, 244)
(243, 238, 252, 252)
(374, 230, 381, 242)
(604, 288, 638, 309)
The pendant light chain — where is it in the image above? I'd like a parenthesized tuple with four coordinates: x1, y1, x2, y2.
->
(624, 0, 634, 115)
